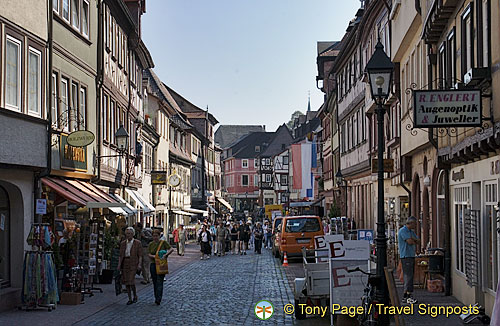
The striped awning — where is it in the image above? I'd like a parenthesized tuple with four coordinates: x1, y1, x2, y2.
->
(42, 177, 125, 208)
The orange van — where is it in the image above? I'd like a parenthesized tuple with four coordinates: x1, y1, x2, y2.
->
(279, 216, 323, 262)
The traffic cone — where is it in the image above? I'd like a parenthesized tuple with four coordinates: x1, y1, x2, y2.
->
(282, 252, 289, 267)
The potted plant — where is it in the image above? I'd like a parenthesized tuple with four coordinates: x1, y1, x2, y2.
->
(99, 225, 119, 284)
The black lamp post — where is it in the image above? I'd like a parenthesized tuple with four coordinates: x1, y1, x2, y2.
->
(335, 170, 347, 224)
(365, 40, 394, 318)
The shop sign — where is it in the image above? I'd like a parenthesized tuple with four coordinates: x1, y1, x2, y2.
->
(371, 159, 394, 173)
(452, 168, 465, 181)
(151, 171, 167, 185)
(66, 130, 95, 147)
(413, 90, 481, 128)
(36, 199, 47, 215)
(60, 134, 87, 171)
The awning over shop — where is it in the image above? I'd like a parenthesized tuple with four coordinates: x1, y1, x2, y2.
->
(110, 194, 137, 216)
(125, 189, 155, 214)
(172, 210, 196, 216)
(216, 197, 233, 212)
(109, 206, 127, 215)
(42, 177, 125, 208)
(184, 207, 206, 214)
(206, 203, 218, 214)
(289, 201, 313, 208)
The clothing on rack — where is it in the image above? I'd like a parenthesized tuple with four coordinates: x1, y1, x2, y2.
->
(22, 251, 59, 306)
(27, 225, 55, 249)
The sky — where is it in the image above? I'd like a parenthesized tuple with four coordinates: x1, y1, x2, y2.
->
(142, 0, 361, 132)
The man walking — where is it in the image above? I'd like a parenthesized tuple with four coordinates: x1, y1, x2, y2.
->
(178, 224, 186, 256)
(135, 223, 152, 285)
(398, 216, 420, 304)
(216, 223, 227, 256)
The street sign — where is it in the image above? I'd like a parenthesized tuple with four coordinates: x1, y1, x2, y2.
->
(357, 229, 374, 244)
(371, 159, 394, 173)
(36, 199, 47, 215)
(413, 89, 481, 128)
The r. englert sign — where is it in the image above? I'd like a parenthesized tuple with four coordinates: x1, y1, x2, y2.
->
(413, 89, 482, 128)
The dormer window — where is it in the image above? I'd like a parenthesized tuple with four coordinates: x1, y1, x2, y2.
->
(255, 146, 260, 152)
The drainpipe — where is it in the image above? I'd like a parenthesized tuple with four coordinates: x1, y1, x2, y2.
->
(94, 0, 104, 184)
(443, 169, 451, 296)
(35, 0, 54, 224)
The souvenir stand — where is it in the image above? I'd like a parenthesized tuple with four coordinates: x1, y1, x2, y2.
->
(20, 223, 58, 311)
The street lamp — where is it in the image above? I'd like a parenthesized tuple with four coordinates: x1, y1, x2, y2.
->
(335, 170, 348, 226)
(366, 40, 394, 319)
(115, 125, 129, 153)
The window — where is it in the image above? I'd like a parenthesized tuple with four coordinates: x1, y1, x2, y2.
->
(80, 87, 86, 128)
(5, 36, 21, 111)
(266, 158, 271, 165)
(447, 30, 456, 87)
(70, 82, 78, 131)
(110, 101, 115, 144)
(255, 146, 260, 152)
(454, 186, 470, 274)
(477, 0, 490, 67)
(82, 0, 89, 37)
(353, 111, 358, 146)
(51, 73, 58, 127)
(438, 44, 446, 89)
(27, 48, 41, 116)
(484, 182, 498, 291)
(254, 174, 258, 187)
(281, 175, 288, 185)
(283, 155, 289, 165)
(62, 0, 70, 22)
(285, 218, 321, 233)
(242, 175, 249, 186)
(71, 0, 80, 29)
(61, 78, 69, 131)
(103, 94, 109, 141)
(461, 6, 473, 76)
(53, 0, 59, 13)
(266, 174, 271, 183)
(254, 159, 258, 168)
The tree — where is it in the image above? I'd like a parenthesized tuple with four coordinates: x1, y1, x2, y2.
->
(328, 201, 341, 219)
(286, 110, 303, 129)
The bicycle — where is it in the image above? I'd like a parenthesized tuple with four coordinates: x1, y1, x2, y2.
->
(347, 266, 382, 326)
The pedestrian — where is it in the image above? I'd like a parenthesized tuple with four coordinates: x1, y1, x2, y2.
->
(118, 227, 142, 305)
(225, 222, 231, 254)
(172, 226, 180, 255)
(398, 216, 420, 304)
(198, 224, 212, 260)
(216, 222, 227, 256)
(249, 221, 254, 249)
(178, 224, 186, 256)
(265, 221, 273, 249)
(210, 223, 217, 256)
(139, 225, 153, 284)
(244, 221, 251, 253)
(262, 221, 269, 249)
(195, 220, 201, 237)
(230, 223, 239, 254)
(253, 222, 264, 254)
(148, 229, 173, 305)
(237, 221, 246, 255)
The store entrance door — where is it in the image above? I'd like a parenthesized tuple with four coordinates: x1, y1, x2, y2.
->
(0, 185, 10, 288)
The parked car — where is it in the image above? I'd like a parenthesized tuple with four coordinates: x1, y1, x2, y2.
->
(271, 217, 283, 258)
(278, 216, 323, 262)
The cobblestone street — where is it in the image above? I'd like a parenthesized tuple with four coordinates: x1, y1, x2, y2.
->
(0, 245, 330, 326)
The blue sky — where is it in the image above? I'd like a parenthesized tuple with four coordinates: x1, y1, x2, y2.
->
(142, 0, 360, 132)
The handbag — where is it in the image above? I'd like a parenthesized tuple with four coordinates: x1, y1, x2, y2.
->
(155, 241, 169, 275)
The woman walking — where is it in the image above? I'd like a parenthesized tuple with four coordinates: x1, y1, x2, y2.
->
(230, 223, 238, 254)
(118, 227, 143, 305)
(199, 224, 212, 260)
(148, 229, 173, 305)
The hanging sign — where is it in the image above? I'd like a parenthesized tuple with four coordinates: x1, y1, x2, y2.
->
(36, 199, 47, 215)
(66, 130, 95, 147)
(151, 171, 167, 185)
(413, 89, 482, 128)
(60, 134, 87, 171)
(371, 159, 394, 173)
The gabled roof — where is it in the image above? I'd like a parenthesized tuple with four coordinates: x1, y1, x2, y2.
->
(164, 84, 219, 125)
(259, 124, 294, 157)
(215, 125, 266, 149)
(227, 132, 275, 159)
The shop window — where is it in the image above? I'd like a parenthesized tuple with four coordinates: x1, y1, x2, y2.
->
(484, 182, 498, 292)
(454, 186, 470, 274)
